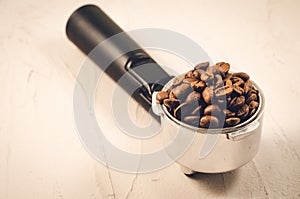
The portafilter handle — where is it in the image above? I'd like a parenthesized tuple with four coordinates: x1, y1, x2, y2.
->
(66, 4, 172, 109)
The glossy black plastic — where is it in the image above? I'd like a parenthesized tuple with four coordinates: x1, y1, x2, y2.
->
(66, 5, 172, 109)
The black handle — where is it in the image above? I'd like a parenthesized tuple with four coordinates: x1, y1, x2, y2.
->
(66, 4, 172, 108)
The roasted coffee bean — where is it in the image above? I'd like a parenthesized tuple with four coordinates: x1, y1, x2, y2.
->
(223, 109, 236, 117)
(204, 105, 222, 116)
(185, 70, 194, 79)
(200, 116, 220, 128)
(226, 95, 232, 103)
(195, 69, 206, 76)
(173, 83, 190, 99)
(231, 76, 244, 86)
(224, 73, 233, 81)
(156, 91, 168, 104)
(163, 98, 180, 110)
(191, 80, 205, 90)
(216, 62, 230, 76)
(230, 96, 245, 108)
(202, 87, 213, 104)
(173, 75, 184, 86)
(174, 102, 197, 120)
(249, 108, 257, 116)
(185, 91, 201, 104)
(192, 70, 201, 80)
(251, 87, 259, 94)
(233, 85, 244, 95)
(174, 102, 188, 119)
(184, 116, 201, 126)
(217, 98, 226, 105)
(249, 101, 259, 110)
(237, 104, 249, 117)
(226, 79, 233, 87)
(161, 62, 259, 128)
(191, 105, 202, 116)
(214, 74, 224, 88)
(190, 80, 199, 88)
(207, 65, 219, 74)
(169, 90, 176, 99)
(233, 72, 250, 82)
(235, 96, 245, 107)
(183, 78, 198, 83)
(194, 62, 209, 70)
(244, 80, 252, 94)
(246, 93, 258, 104)
(225, 117, 241, 126)
(167, 88, 172, 94)
(229, 97, 236, 107)
(215, 85, 233, 97)
(200, 71, 214, 82)
(247, 88, 258, 98)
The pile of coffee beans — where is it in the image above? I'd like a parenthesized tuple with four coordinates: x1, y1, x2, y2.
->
(156, 62, 259, 128)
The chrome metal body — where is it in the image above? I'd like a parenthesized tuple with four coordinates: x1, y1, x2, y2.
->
(152, 79, 265, 174)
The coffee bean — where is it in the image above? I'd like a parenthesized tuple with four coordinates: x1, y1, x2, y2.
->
(185, 70, 194, 79)
(190, 80, 199, 86)
(195, 69, 207, 76)
(161, 62, 259, 128)
(237, 104, 249, 117)
(173, 83, 190, 99)
(224, 73, 233, 81)
(231, 76, 244, 87)
(185, 91, 201, 104)
(169, 90, 176, 99)
(226, 96, 232, 104)
(246, 93, 258, 104)
(194, 61, 209, 70)
(249, 101, 259, 110)
(184, 116, 201, 126)
(223, 109, 236, 117)
(216, 62, 230, 76)
(251, 87, 259, 94)
(200, 71, 214, 82)
(191, 80, 205, 90)
(163, 98, 180, 110)
(192, 70, 201, 80)
(233, 85, 244, 95)
(173, 75, 184, 86)
(214, 74, 224, 88)
(174, 102, 198, 120)
(217, 98, 227, 105)
(204, 105, 222, 116)
(174, 102, 189, 119)
(191, 105, 202, 116)
(202, 87, 213, 104)
(215, 85, 233, 97)
(235, 96, 245, 107)
(207, 65, 219, 74)
(233, 72, 250, 82)
(244, 80, 252, 94)
(249, 108, 257, 116)
(200, 115, 220, 128)
(226, 79, 233, 87)
(225, 117, 241, 126)
(183, 78, 198, 84)
(156, 91, 168, 104)
(229, 96, 245, 109)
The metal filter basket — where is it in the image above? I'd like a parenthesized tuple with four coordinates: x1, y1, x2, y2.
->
(152, 79, 264, 174)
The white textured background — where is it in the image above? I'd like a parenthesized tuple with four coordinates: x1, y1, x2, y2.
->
(0, 0, 299, 198)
